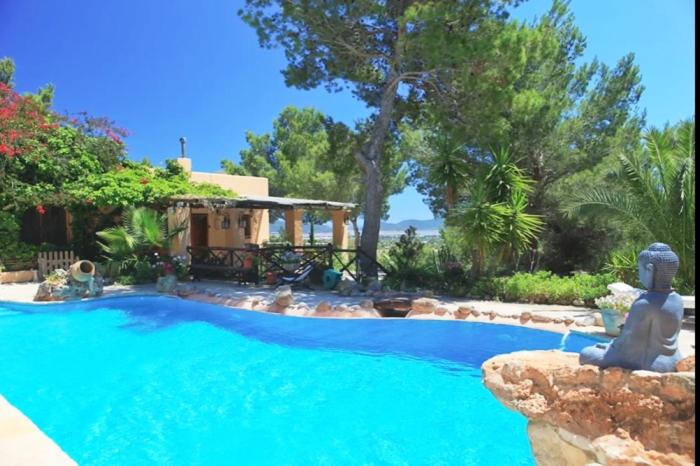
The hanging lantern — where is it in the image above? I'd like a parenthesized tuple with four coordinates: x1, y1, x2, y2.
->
(221, 215, 231, 230)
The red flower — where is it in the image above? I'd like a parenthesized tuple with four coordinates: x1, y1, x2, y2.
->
(0, 83, 53, 158)
(139, 177, 150, 185)
(36, 204, 46, 215)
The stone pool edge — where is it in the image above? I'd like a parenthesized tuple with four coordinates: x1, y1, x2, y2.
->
(0, 394, 76, 466)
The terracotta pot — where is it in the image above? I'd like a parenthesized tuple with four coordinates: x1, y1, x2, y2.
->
(70, 260, 95, 283)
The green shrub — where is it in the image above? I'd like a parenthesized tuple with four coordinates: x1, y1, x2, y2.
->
(44, 270, 66, 285)
(383, 227, 427, 290)
(115, 275, 136, 286)
(603, 247, 640, 287)
(0, 212, 39, 270)
(468, 271, 614, 306)
(133, 259, 158, 284)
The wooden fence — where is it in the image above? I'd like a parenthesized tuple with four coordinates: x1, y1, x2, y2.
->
(37, 250, 78, 279)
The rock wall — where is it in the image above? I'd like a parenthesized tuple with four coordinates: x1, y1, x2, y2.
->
(482, 350, 695, 466)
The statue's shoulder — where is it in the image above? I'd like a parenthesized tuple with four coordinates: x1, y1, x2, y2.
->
(636, 290, 682, 308)
(666, 291, 684, 305)
(631, 293, 653, 309)
(635, 291, 653, 302)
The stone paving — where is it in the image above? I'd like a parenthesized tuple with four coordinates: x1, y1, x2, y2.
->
(0, 395, 76, 466)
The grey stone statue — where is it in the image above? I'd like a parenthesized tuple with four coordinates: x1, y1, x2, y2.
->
(579, 243, 684, 372)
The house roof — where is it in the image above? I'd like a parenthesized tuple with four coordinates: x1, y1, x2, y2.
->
(168, 194, 356, 211)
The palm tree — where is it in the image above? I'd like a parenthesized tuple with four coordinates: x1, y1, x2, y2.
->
(97, 207, 182, 276)
(483, 147, 534, 202)
(449, 180, 507, 279)
(499, 188, 544, 264)
(449, 148, 543, 278)
(567, 119, 695, 291)
(426, 134, 470, 209)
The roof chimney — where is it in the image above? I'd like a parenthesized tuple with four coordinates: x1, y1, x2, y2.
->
(176, 137, 192, 173)
(179, 136, 187, 158)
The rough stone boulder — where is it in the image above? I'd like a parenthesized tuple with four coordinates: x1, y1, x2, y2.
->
(174, 284, 196, 297)
(156, 274, 177, 293)
(455, 305, 474, 319)
(274, 285, 294, 308)
(315, 301, 332, 313)
(326, 304, 352, 317)
(283, 304, 310, 317)
(336, 279, 356, 297)
(482, 350, 695, 466)
(34, 270, 70, 302)
(410, 297, 439, 314)
(358, 299, 375, 310)
(676, 355, 695, 372)
(574, 314, 597, 327)
(34, 268, 104, 302)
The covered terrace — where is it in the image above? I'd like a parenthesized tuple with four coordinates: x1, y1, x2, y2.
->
(165, 194, 373, 284)
(167, 194, 355, 250)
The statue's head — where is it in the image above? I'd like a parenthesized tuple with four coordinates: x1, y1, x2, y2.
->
(637, 243, 679, 290)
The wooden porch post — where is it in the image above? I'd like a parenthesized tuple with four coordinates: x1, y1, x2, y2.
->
(284, 209, 304, 246)
(331, 210, 348, 250)
(168, 206, 191, 259)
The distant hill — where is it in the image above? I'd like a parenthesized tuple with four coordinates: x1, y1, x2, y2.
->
(270, 217, 443, 234)
(380, 218, 443, 232)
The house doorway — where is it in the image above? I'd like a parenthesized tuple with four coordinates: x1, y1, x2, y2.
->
(20, 206, 68, 246)
(190, 214, 209, 247)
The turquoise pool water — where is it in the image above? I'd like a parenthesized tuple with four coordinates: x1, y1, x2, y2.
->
(0, 295, 596, 465)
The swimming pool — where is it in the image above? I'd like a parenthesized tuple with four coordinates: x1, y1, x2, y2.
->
(0, 295, 597, 465)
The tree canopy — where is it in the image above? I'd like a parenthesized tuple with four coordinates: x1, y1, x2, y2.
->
(222, 105, 407, 244)
(239, 0, 521, 274)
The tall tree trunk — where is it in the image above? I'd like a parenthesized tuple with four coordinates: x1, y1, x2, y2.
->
(355, 72, 399, 278)
(470, 248, 483, 281)
(445, 184, 456, 210)
(359, 165, 385, 277)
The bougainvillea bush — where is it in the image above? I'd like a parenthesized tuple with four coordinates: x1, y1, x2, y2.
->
(0, 82, 55, 160)
(0, 62, 236, 263)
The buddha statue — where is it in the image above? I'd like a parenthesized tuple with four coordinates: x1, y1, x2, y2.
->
(579, 243, 684, 372)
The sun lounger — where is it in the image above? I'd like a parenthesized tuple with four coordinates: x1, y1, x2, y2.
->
(279, 263, 314, 285)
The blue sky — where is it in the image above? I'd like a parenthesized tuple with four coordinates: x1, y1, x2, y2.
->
(0, 0, 694, 222)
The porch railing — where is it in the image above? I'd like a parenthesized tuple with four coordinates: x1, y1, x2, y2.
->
(186, 244, 388, 284)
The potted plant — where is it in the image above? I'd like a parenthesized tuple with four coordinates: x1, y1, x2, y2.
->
(156, 260, 177, 293)
(594, 293, 637, 336)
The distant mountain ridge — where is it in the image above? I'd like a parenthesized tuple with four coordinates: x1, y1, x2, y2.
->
(379, 218, 443, 232)
(270, 217, 443, 234)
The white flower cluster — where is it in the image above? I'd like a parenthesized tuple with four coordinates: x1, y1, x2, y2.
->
(595, 292, 638, 315)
